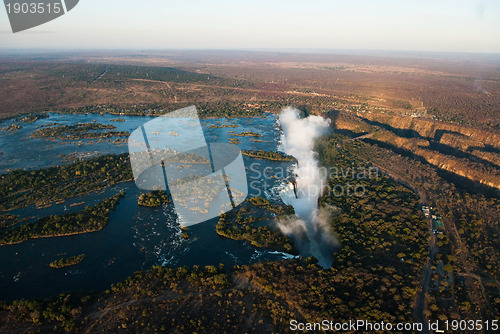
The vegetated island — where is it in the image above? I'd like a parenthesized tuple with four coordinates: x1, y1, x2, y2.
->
(31, 123, 130, 141)
(180, 226, 190, 239)
(0, 214, 24, 230)
(0, 113, 49, 131)
(0, 192, 124, 246)
(17, 113, 49, 124)
(216, 196, 296, 253)
(49, 254, 86, 269)
(130, 150, 210, 166)
(242, 150, 296, 162)
(233, 131, 263, 138)
(0, 153, 133, 211)
(207, 123, 239, 129)
(1, 124, 22, 132)
(137, 191, 171, 207)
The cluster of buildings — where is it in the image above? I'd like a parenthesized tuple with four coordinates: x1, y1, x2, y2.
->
(422, 205, 444, 235)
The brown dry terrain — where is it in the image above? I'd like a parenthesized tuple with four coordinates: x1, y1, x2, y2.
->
(1, 50, 499, 129)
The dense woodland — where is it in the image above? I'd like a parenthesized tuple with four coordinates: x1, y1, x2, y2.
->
(137, 191, 171, 207)
(0, 192, 124, 245)
(0, 214, 23, 230)
(0, 153, 132, 210)
(216, 197, 295, 253)
(338, 135, 499, 320)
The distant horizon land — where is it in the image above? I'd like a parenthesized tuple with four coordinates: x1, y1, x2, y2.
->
(1, 48, 499, 59)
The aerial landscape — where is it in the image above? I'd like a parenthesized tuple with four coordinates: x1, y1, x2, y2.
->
(0, 1, 499, 333)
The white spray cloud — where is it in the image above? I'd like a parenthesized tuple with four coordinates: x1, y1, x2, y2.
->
(278, 107, 338, 268)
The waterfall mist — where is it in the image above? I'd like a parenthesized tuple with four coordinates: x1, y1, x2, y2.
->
(277, 107, 339, 268)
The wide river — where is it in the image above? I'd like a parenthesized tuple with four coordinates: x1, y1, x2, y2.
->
(0, 112, 294, 300)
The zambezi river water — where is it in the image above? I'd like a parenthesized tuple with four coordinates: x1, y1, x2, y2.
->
(0, 112, 295, 301)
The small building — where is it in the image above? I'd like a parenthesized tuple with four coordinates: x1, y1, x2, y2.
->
(432, 218, 444, 234)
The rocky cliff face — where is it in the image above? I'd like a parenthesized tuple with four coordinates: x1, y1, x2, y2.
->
(332, 111, 500, 190)
(357, 112, 500, 150)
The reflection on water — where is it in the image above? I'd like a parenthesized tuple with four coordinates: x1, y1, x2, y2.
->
(0, 112, 294, 300)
